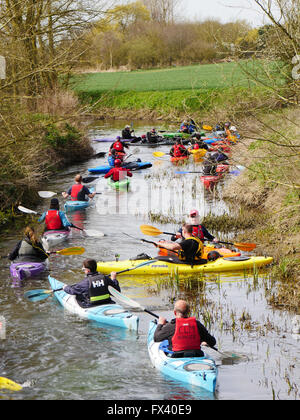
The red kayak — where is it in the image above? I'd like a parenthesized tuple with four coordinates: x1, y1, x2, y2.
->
(201, 164, 229, 189)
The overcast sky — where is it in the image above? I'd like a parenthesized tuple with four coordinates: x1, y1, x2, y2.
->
(182, 0, 269, 26)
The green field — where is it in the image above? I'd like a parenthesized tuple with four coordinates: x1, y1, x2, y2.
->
(72, 60, 284, 114)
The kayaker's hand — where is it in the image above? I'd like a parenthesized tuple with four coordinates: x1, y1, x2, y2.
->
(201, 341, 208, 346)
(212, 238, 218, 243)
(110, 271, 117, 280)
(158, 316, 167, 325)
(175, 232, 182, 239)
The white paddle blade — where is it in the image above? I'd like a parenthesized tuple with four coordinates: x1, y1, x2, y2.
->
(18, 205, 38, 215)
(38, 191, 57, 198)
(84, 230, 105, 238)
(108, 286, 144, 310)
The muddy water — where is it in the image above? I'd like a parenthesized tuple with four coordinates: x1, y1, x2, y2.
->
(0, 120, 299, 400)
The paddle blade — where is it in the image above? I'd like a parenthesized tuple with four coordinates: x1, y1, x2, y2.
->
(18, 205, 38, 215)
(140, 225, 162, 236)
(0, 377, 22, 391)
(24, 289, 53, 302)
(108, 286, 144, 310)
(153, 151, 165, 157)
(38, 191, 57, 198)
(84, 230, 105, 238)
(234, 243, 256, 252)
(54, 246, 85, 256)
(203, 125, 212, 131)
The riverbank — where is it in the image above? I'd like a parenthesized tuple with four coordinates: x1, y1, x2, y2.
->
(221, 106, 300, 311)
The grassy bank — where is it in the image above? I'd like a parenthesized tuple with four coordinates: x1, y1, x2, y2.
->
(0, 105, 93, 230)
(72, 60, 284, 118)
(221, 107, 300, 311)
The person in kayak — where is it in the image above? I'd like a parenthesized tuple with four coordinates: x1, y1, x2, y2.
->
(179, 120, 196, 134)
(62, 174, 96, 201)
(171, 209, 218, 244)
(62, 258, 120, 308)
(170, 139, 189, 158)
(154, 299, 216, 358)
(38, 198, 72, 232)
(202, 153, 218, 175)
(146, 128, 160, 144)
(8, 226, 49, 262)
(109, 136, 129, 154)
(157, 224, 207, 266)
(121, 125, 141, 143)
(104, 158, 133, 182)
(190, 133, 209, 150)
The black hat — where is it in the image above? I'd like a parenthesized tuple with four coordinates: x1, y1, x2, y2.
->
(50, 198, 59, 209)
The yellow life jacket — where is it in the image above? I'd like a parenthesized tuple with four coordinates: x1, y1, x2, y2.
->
(178, 236, 204, 262)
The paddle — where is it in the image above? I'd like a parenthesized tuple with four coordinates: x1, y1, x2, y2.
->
(122, 232, 179, 255)
(139, 225, 256, 252)
(107, 287, 234, 357)
(92, 151, 106, 158)
(153, 151, 168, 158)
(38, 191, 101, 198)
(49, 246, 85, 256)
(0, 377, 22, 392)
(25, 259, 157, 302)
(17, 206, 105, 238)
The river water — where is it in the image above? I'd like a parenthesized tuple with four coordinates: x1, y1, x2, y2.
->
(0, 121, 299, 401)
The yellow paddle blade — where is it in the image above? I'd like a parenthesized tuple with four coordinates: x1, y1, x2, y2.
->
(140, 225, 162, 236)
(0, 377, 22, 391)
(203, 125, 212, 131)
(152, 151, 165, 157)
(55, 246, 85, 256)
(234, 243, 256, 252)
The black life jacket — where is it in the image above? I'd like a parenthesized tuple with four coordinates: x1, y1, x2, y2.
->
(88, 273, 111, 305)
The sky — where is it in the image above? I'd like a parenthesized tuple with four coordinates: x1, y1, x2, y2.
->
(180, 0, 270, 26)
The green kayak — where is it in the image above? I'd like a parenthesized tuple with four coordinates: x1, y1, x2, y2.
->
(107, 177, 130, 191)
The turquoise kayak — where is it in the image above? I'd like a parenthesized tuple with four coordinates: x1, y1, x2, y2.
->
(147, 320, 218, 393)
(64, 188, 94, 212)
(107, 177, 130, 191)
(48, 276, 139, 331)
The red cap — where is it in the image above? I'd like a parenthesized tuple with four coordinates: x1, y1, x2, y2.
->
(189, 209, 199, 217)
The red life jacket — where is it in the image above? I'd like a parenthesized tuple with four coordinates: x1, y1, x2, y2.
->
(192, 225, 205, 242)
(173, 144, 185, 157)
(45, 210, 63, 230)
(70, 184, 83, 201)
(110, 167, 130, 182)
(172, 317, 201, 352)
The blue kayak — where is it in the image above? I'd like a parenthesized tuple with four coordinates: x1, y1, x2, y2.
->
(147, 320, 218, 393)
(48, 276, 139, 331)
(88, 161, 152, 174)
(64, 187, 95, 212)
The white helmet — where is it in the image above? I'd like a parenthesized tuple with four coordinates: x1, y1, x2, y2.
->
(230, 126, 237, 132)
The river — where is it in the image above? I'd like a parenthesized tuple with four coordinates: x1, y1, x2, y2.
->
(0, 120, 299, 400)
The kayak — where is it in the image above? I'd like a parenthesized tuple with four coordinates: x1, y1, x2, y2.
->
(10, 261, 47, 281)
(131, 138, 191, 146)
(64, 188, 95, 212)
(188, 148, 207, 157)
(147, 320, 218, 392)
(41, 229, 71, 250)
(48, 276, 139, 331)
(97, 255, 273, 275)
(88, 161, 152, 174)
(107, 177, 130, 191)
(162, 132, 190, 139)
(170, 155, 189, 163)
(200, 173, 222, 189)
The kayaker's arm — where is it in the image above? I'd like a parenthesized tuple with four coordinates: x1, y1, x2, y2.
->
(8, 241, 22, 261)
(156, 240, 181, 252)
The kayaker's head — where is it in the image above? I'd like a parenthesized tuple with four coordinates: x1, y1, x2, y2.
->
(230, 126, 237, 132)
(82, 258, 97, 274)
(114, 158, 122, 167)
(75, 174, 82, 184)
(181, 224, 194, 239)
(50, 197, 59, 210)
(174, 300, 190, 318)
(24, 226, 38, 245)
(125, 125, 130, 129)
(188, 209, 200, 225)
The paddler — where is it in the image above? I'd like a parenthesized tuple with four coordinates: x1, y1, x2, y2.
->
(170, 139, 189, 158)
(154, 299, 216, 358)
(172, 210, 218, 244)
(122, 125, 141, 143)
(104, 158, 133, 183)
(62, 174, 96, 201)
(108, 136, 128, 165)
(190, 132, 209, 150)
(8, 226, 49, 262)
(38, 198, 72, 232)
(62, 258, 120, 308)
(156, 224, 207, 266)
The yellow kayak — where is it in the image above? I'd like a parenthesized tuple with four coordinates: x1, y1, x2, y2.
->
(97, 256, 273, 276)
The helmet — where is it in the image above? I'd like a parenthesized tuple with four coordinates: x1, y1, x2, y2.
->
(125, 125, 130, 129)
(207, 251, 221, 261)
(224, 122, 230, 127)
(141, 134, 146, 138)
(151, 128, 156, 132)
(114, 159, 122, 167)
(230, 126, 237, 132)
(189, 209, 199, 217)
(113, 142, 123, 151)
